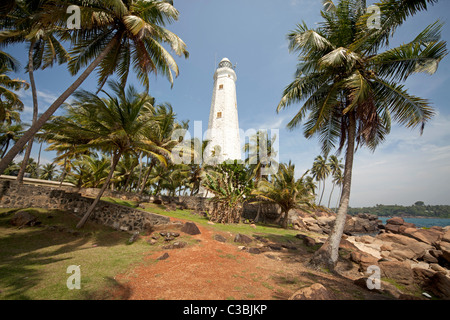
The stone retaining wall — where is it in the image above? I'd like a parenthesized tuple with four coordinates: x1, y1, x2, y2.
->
(0, 181, 170, 232)
(59, 187, 284, 222)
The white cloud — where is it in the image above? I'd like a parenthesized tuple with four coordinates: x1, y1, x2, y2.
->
(37, 90, 59, 105)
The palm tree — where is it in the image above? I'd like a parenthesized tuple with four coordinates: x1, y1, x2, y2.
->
(139, 103, 187, 194)
(114, 152, 139, 192)
(332, 168, 344, 210)
(327, 155, 343, 209)
(39, 162, 58, 180)
(253, 162, 314, 229)
(69, 154, 109, 188)
(160, 163, 190, 196)
(244, 130, 279, 222)
(0, 0, 71, 184)
(304, 175, 317, 196)
(0, 49, 18, 66)
(203, 161, 255, 224)
(0, 0, 189, 175)
(0, 122, 25, 157)
(39, 118, 93, 186)
(311, 155, 330, 206)
(43, 80, 169, 228)
(277, 0, 446, 269)
(185, 138, 210, 196)
(17, 156, 38, 178)
(244, 130, 279, 179)
(76, 81, 169, 228)
(0, 64, 29, 124)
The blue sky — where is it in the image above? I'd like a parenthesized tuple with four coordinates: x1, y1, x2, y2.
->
(5, 0, 450, 207)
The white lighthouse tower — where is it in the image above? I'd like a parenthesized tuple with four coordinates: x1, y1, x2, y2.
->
(204, 58, 241, 164)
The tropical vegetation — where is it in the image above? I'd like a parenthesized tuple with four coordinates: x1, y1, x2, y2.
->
(277, 0, 447, 269)
(0, 0, 189, 175)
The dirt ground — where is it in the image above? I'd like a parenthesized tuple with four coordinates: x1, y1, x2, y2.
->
(113, 218, 388, 300)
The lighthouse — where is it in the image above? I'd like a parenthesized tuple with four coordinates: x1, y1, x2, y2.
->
(204, 58, 241, 164)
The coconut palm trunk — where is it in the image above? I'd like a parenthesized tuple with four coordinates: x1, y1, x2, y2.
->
(59, 157, 68, 188)
(17, 40, 39, 184)
(0, 34, 121, 175)
(76, 150, 122, 229)
(327, 182, 336, 209)
(139, 158, 156, 195)
(281, 209, 290, 229)
(318, 180, 326, 206)
(310, 111, 356, 269)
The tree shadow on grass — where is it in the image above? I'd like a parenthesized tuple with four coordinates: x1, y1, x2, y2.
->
(0, 208, 132, 299)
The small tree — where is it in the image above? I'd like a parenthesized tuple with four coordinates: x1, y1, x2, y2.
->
(253, 162, 315, 228)
(203, 161, 255, 224)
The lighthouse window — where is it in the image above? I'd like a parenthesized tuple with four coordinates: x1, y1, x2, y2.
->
(219, 84, 224, 90)
(217, 112, 222, 119)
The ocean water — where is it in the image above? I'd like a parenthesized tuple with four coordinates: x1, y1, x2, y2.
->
(378, 217, 450, 228)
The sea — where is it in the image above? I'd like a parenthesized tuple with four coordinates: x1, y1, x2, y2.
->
(378, 217, 450, 228)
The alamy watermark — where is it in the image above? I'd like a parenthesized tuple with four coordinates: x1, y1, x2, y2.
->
(66, 265, 81, 290)
(366, 265, 381, 290)
(366, 5, 381, 30)
(66, 5, 81, 30)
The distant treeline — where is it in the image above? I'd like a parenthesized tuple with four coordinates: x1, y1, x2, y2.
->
(347, 202, 450, 219)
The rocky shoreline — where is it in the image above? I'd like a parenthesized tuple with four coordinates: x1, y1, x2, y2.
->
(292, 212, 450, 299)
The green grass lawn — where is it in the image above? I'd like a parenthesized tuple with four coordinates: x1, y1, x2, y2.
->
(0, 207, 155, 300)
(100, 197, 139, 208)
(139, 202, 301, 239)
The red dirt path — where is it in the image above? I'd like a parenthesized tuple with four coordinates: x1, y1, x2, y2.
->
(114, 220, 283, 300)
(112, 218, 383, 300)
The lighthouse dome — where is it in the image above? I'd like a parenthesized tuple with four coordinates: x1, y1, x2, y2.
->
(218, 58, 233, 69)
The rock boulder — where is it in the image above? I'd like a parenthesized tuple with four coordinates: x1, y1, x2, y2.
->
(289, 283, 336, 300)
(234, 233, 253, 244)
(402, 228, 442, 246)
(10, 210, 39, 227)
(379, 260, 415, 288)
(344, 214, 382, 235)
(181, 222, 201, 235)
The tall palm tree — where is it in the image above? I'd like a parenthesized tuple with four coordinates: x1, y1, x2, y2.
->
(43, 80, 169, 228)
(0, 0, 71, 184)
(253, 162, 314, 229)
(186, 138, 210, 196)
(311, 155, 330, 206)
(244, 130, 279, 222)
(327, 155, 343, 208)
(277, 0, 446, 269)
(332, 168, 344, 210)
(139, 103, 187, 194)
(0, 0, 189, 175)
